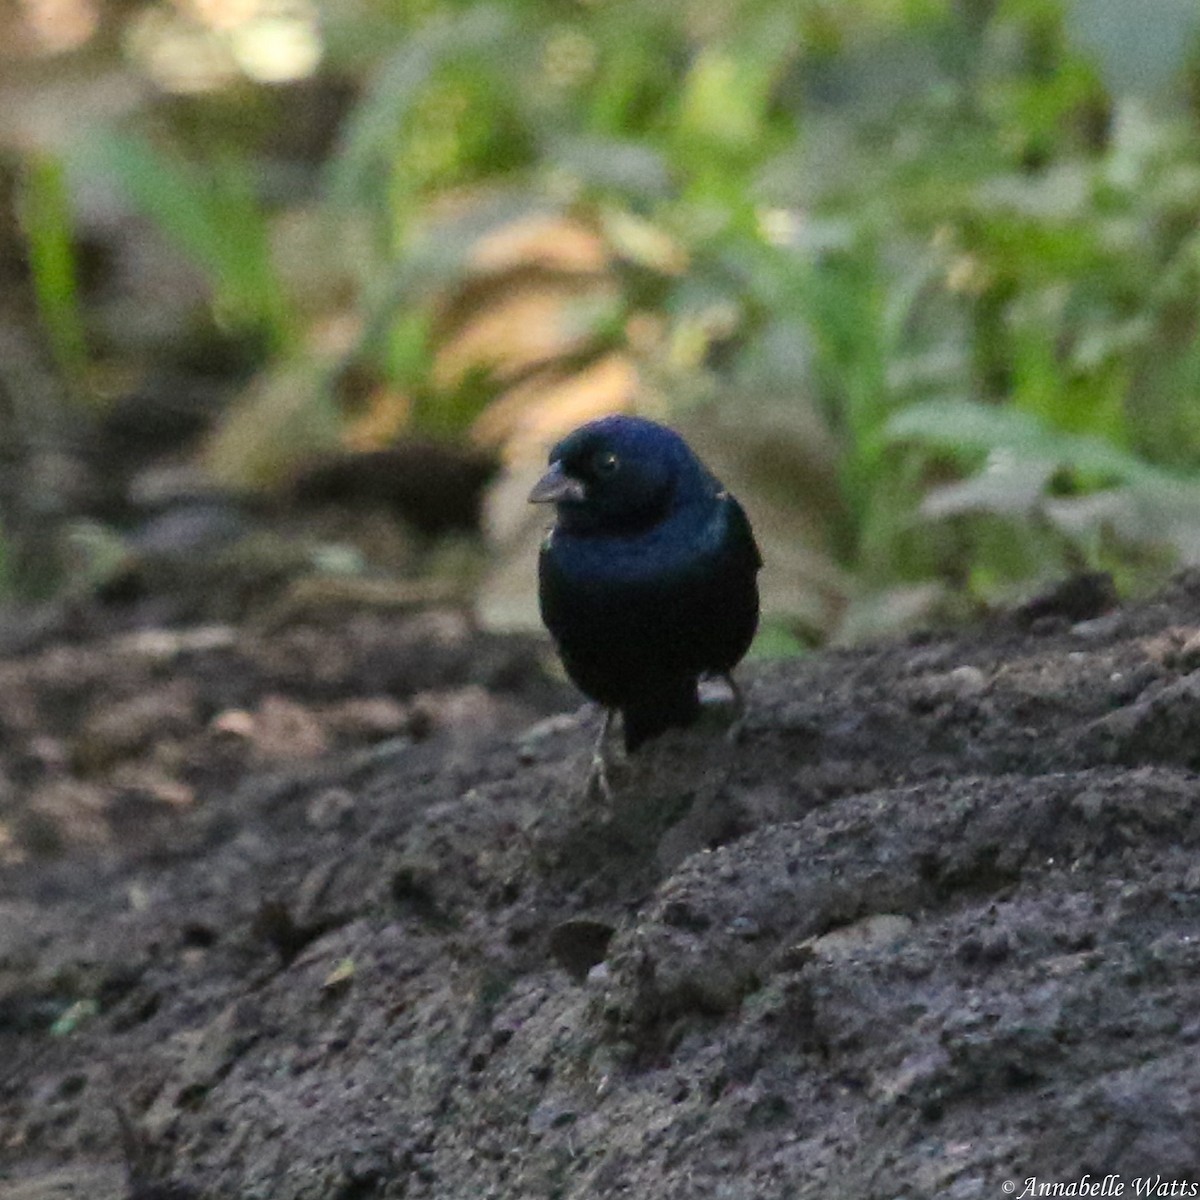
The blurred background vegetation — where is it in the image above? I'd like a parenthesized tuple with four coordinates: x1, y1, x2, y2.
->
(2, 0, 1200, 647)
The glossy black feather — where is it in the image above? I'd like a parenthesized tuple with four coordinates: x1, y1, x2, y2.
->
(531, 415, 761, 752)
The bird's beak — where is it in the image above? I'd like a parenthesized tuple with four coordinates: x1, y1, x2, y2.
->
(528, 462, 586, 505)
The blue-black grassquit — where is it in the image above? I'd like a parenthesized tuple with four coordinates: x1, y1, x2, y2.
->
(529, 414, 761, 754)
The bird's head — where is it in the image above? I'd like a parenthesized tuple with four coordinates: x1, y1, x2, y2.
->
(528, 415, 712, 535)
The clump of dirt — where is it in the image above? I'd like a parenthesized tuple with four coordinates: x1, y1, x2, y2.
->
(5, 573, 1200, 1198)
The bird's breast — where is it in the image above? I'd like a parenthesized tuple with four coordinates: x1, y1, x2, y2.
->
(543, 503, 729, 586)
(539, 503, 756, 650)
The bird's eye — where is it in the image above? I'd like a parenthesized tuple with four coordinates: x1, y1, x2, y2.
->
(593, 450, 619, 476)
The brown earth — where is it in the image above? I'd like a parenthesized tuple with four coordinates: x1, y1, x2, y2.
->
(3, 573, 1200, 1199)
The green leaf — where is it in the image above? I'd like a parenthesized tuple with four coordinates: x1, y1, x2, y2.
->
(886, 399, 1169, 487)
(85, 132, 294, 354)
(50, 998, 99, 1037)
(19, 153, 88, 388)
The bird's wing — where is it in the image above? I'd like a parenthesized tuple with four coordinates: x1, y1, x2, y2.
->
(719, 491, 763, 572)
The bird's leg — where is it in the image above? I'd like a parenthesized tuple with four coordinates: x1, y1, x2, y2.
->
(585, 708, 618, 801)
(722, 673, 747, 743)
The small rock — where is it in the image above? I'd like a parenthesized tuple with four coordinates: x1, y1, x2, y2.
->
(322, 697, 411, 743)
(120, 625, 237, 661)
(253, 695, 329, 761)
(1176, 629, 1200, 671)
(210, 710, 257, 739)
(515, 713, 579, 762)
(305, 788, 356, 830)
(410, 686, 507, 740)
(947, 665, 986, 694)
(1071, 613, 1123, 640)
(75, 683, 198, 772)
(586, 962, 611, 987)
(727, 916, 762, 941)
(808, 914, 914, 962)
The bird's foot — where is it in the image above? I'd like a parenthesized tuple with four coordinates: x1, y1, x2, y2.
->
(585, 750, 614, 803)
(584, 744, 633, 803)
(583, 709, 625, 802)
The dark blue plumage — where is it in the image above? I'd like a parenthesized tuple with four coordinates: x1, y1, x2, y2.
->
(529, 414, 761, 753)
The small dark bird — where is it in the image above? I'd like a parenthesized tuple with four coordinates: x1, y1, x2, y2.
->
(529, 414, 761, 763)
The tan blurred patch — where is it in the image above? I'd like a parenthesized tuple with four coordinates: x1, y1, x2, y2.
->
(469, 213, 609, 276)
(600, 208, 688, 275)
(473, 354, 639, 588)
(205, 360, 341, 488)
(343, 384, 413, 452)
(472, 353, 637, 460)
(19, 0, 99, 54)
(209, 203, 632, 488)
(28, 779, 111, 848)
(433, 278, 620, 392)
(212, 695, 329, 762)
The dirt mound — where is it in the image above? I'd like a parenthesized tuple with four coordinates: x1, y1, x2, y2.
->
(5, 575, 1200, 1198)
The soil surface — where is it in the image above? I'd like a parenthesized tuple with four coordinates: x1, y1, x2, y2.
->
(4, 573, 1200, 1199)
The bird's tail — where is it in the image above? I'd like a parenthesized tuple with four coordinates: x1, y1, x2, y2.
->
(622, 678, 701, 753)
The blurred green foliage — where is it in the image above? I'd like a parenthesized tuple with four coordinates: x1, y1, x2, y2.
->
(19, 154, 89, 389)
(55, 0, 1200, 632)
(90, 132, 297, 355)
